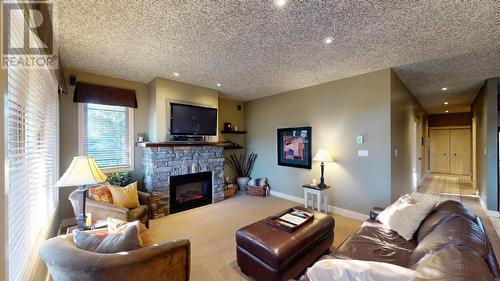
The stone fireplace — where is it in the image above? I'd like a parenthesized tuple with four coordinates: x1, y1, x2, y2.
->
(141, 143, 225, 218)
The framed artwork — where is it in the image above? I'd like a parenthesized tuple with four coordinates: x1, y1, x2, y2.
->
(277, 126, 312, 169)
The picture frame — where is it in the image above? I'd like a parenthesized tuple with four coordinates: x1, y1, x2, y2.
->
(277, 126, 312, 169)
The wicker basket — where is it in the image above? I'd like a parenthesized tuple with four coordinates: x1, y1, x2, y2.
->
(247, 186, 268, 197)
(224, 187, 236, 198)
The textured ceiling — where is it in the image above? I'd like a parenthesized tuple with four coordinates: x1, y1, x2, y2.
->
(56, 0, 500, 113)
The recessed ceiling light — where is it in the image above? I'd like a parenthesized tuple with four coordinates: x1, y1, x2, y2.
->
(444, 101, 448, 105)
(441, 87, 447, 91)
(324, 37, 333, 44)
(216, 83, 221, 87)
(445, 110, 449, 113)
(276, 0, 286, 7)
(173, 72, 179, 77)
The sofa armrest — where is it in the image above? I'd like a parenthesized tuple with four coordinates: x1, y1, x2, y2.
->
(137, 191, 152, 218)
(40, 236, 191, 281)
(370, 207, 385, 220)
(85, 198, 129, 223)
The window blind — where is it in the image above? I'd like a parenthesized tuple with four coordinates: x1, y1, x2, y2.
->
(6, 5, 59, 281)
(79, 103, 133, 170)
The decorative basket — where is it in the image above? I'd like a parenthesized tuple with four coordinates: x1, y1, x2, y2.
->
(224, 187, 236, 198)
(247, 186, 268, 197)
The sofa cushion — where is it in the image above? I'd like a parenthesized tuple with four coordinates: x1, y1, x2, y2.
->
(416, 200, 476, 242)
(411, 246, 495, 281)
(409, 215, 489, 266)
(332, 220, 417, 267)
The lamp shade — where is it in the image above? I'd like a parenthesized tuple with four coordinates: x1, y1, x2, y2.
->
(313, 149, 333, 162)
(56, 156, 107, 187)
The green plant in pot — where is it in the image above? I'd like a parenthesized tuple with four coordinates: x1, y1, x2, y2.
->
(106, 171, 133, 187)
(225, 153, 257, 190)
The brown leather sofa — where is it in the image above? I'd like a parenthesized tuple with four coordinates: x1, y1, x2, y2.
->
(69, 189, 151, 228)
(300, 200, 500, 280)
(39, 231, 190, 281)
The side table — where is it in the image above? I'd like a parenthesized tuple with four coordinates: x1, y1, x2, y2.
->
(302, 184, 331, 214)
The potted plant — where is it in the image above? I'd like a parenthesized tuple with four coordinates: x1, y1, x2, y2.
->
(106, 171, 133, 187)
(225, 153, 257, 190)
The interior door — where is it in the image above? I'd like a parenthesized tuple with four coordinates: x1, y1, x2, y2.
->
(430, 129, 450, 173)
(450, 129, 471, 175)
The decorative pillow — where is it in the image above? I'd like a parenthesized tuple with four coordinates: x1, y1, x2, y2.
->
(377, 194, 436, 241)
(89, 185, 113, 204)
(247, 178, 268, 187)
(95, 225, 141, 253)
(107, 217, 154, 247)
(306, 259, 417, 281)
(108, 182, 140, 209)
(73, 231, 106, 252)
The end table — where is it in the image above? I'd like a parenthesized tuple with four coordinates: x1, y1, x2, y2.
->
(302, 184, 331, 214)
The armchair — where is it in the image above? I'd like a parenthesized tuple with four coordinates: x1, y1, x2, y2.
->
(69, 189, 151, 228)
(39, 231, 190, 281)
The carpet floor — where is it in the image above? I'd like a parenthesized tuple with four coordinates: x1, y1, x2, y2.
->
(149, 194, 362, 281)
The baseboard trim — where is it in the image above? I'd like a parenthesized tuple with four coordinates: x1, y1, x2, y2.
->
(269, 190, 369, 221)
(479, 197, 500, 218)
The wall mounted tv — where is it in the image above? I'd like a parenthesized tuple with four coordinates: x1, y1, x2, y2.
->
(170, 103, 217, 136)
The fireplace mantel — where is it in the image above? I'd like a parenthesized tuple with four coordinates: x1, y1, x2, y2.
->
(137, 141, 226, 148)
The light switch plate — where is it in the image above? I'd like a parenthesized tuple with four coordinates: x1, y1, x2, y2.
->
(356, 135, 364, 144)
(358, 149, 369, 157)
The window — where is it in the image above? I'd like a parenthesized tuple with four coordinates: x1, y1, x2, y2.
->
(79, 103, 134, 172)
(6, 7, 58, 281)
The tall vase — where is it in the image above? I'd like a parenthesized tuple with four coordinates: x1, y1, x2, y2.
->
(237, 177, 250, 190)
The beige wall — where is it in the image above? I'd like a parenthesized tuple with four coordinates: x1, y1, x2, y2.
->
(218, 97, 246, 181)
(59, 69, 149, 219)
(148, 77, 219, 142)
(472, 78, 498, 211)
(245, 69, 392, 215)
(390, 70, 427, 201)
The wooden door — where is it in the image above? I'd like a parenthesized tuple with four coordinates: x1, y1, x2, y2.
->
(430, 129, 450, 173)
(450, 129, 471, 175)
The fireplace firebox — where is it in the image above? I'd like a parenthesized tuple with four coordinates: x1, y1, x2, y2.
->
(170, 171, 212, 214)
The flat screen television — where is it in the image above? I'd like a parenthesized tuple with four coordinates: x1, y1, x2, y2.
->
(170, 103, 217, 136)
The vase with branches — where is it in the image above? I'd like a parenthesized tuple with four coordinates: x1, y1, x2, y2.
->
(225, 152, 257, 189)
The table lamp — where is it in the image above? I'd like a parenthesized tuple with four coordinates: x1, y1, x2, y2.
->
(312, 149, 333, 189)
(56, 156, 107, 230)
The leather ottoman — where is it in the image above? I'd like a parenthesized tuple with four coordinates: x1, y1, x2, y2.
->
(236, 207, 335, 281)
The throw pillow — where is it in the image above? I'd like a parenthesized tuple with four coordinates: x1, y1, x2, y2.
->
(88, 185, 113, 204)
(95, 225, 141, 253)
(73, 231, 106, 252)
(377, 194, 436, 240)
(306, 259, 417, 281)
(107, 217, 154, 247)
(108, 182, 140, 209)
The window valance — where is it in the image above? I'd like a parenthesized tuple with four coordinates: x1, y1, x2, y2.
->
(73, 82, 138, 108)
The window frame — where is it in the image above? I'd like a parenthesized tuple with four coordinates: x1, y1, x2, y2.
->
(77, 102, 135, 173)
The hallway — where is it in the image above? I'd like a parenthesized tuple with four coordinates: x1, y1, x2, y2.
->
(415, 173, 500, 258)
